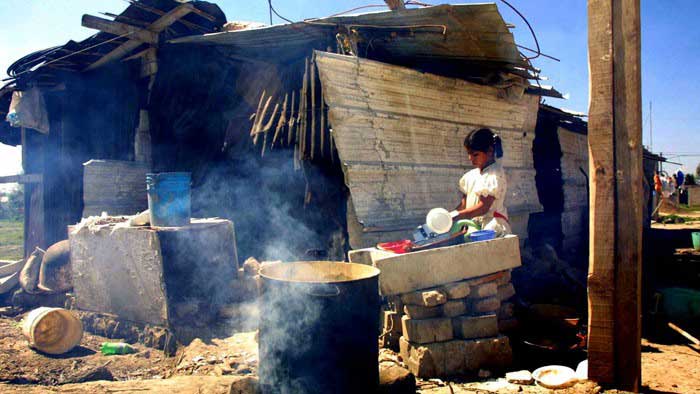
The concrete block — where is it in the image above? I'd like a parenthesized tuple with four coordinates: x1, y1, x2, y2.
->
(441, 281, 471, 299)
(463, 336, 512, 371)
(468, 282, 498, 298)
(401, 316, 452, 344)
(404, 304, 442, 319)
(495, 270, 512, 286)
(453, 314, 498, 339)
(348, 247, 395, 266)
(470, 297, 500, 313)
(405, 340, 465, 378)
(498, 302, 515, 320)
(441, 300, 467, 318)
(374, 235, 521, 295)
(497, 283, 516, 301)
(400, 289, 447, 307)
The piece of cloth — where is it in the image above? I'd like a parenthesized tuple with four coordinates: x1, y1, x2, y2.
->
(654, 174, 662, 194)
(458, 160, 511, 236)
(7, 88, 50, 134)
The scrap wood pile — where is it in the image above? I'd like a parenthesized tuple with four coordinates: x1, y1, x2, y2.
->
(382, 269, 518, 378)
(247, 54, 336, 167)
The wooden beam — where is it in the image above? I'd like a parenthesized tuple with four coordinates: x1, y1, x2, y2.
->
(85, 3, 194, 71)
(81, 14, 158, 44)
(587, 0, 642, 390)
(0, 174, 43, 184)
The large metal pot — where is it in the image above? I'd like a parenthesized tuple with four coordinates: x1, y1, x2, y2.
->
(259, 261, 381, 394)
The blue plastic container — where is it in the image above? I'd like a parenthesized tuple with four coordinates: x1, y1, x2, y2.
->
(468, 229, 496, 242)
(146, 172, 191, 227)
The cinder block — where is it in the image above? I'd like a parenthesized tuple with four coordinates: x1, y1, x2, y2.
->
(453, 314, 498, 339)
(401, 289, 447, 307)
(401, 316, 453, 344)
(404, 304, 442, 319)
(470, 297, 500, 313)
(497, 283, 516, 301)
(468, 282, 498, 298)
(495, 270, 512, 286)
(441, 300, 467, 318)
(498, 302, 515, 320)
(441, 281, 470, 299)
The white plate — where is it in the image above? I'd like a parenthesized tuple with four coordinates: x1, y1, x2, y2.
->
(532, 365, 578, 389)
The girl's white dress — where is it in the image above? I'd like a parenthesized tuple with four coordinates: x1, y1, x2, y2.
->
(458, 161, 512, 236)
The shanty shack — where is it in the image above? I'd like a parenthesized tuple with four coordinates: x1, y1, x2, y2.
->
(0, 0, 586, 264)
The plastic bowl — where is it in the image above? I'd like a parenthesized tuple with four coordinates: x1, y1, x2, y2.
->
(468, 229, 496, 242)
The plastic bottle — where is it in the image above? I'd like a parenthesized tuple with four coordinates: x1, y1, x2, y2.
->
(100, 342, 136, 355)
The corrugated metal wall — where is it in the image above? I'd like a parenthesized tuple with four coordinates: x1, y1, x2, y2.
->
(315, 52, 541, 248)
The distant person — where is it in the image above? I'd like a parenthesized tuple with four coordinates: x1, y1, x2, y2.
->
(654, 170, 663, 196)
(677, 169, 685, 188)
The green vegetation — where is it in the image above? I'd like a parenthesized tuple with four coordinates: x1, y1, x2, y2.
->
(0, 219, 23, 260)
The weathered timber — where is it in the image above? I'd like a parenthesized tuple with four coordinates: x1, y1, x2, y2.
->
(587, 0, 642, 389)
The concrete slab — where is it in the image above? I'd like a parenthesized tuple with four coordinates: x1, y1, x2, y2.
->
(372, 236, 521, 295)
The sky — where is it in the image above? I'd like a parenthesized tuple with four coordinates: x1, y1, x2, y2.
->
(1, 0, 699, 183)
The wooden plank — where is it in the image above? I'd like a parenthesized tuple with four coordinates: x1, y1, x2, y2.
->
(611, 0, 643, 390)
(0, 174, 42, 184)
(81, 14, 158, 44)
(587, 0, 642, 389)
(86, 4, 194, 71)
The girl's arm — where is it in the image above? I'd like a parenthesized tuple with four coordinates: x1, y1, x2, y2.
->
(453, 195, 495, 220)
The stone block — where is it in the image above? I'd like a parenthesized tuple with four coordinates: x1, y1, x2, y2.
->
(468, 282, 498, 298)
(405, 340, 465, 378)
(373, 235, 521, 295)
(470, 297, 500, 313)
(400, 289, 447, 307)
(497, 283, 516, 301)
(401, 316, 452, 344)
(403, 304, 442, 319)
(441, 300, 467, 318)
(498, 302, 515, 320)
(453, 314, 498, 339)
(495, 270, 512, 286)
(463, 336, 512, 371)
(441, 281, 470, 299)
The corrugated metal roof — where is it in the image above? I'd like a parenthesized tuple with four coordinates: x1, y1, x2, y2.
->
(170, 4, 531, 73)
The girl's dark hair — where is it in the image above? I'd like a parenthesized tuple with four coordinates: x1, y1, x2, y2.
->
(464, 128, 503, 158)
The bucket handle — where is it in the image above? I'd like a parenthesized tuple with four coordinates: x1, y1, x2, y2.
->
(304, 283, 341, 298)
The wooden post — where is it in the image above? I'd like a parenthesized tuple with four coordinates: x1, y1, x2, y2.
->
(587, 0, 642, 391)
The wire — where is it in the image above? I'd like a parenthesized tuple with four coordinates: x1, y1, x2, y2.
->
(327, 4, 388, 18)
(498, 0, 541, 61)
(5, 32, 134, 81)
(267, 0, 294, 24)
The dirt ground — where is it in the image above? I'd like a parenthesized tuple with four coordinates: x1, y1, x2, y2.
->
(0, 305, 698, 393)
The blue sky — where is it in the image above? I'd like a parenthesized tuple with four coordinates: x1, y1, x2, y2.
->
(1, 0, 698, 180)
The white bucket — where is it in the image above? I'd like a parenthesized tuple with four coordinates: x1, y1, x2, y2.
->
(22, 307, 83, 354)
(425, 208, 453, 234)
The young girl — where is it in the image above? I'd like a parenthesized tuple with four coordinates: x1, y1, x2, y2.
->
(452, 128, 511, 236)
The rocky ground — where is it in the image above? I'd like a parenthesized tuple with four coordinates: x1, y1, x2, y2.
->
(0, 308, 698, 393)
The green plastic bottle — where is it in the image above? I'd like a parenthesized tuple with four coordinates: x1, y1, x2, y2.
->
(100, 342, 135, 355)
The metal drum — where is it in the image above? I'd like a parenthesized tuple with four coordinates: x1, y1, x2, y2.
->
(258, 261, 381, 394)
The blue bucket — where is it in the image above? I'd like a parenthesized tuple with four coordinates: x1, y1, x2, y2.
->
(146, 172, 191, 227)
(468, 229, 496, 242)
